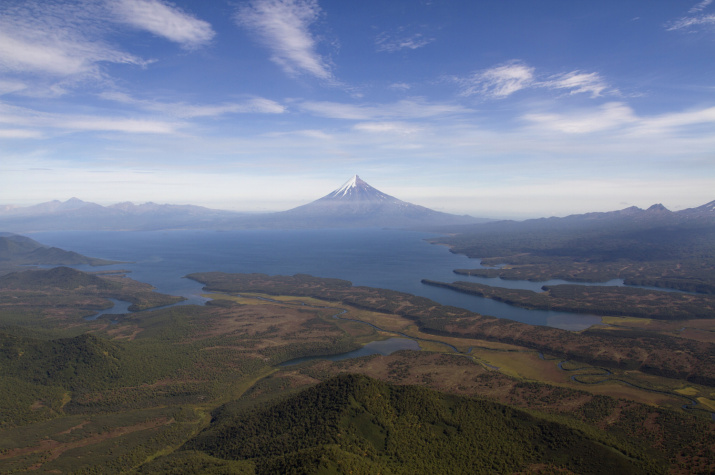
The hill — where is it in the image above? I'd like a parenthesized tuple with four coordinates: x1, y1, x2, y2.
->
(0, 233, 119, 275)
(185, 374, 656, 474)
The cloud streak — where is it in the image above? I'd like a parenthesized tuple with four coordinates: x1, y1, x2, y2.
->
(0, 0, 212, 97)
(376, 30, 435, 53)
(299, 99, 471, 120)
(667, 1, 715, 31)
(0, 1, 148, 79)
(458, 61, 614, 99)
(235, 0, 332, 80)
(111, 0, 215, 49)
(0, 101, 179, 135)
(101, 92, 286, 118)
(542, 71, 610, 98)
(460, 61, 534, 98)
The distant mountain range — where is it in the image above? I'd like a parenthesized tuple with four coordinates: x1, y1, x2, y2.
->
(1, 176, 712, 232)
(0, 198, 245, 232)
(0, 175, 486, 232)
(436, 199, 715, 238)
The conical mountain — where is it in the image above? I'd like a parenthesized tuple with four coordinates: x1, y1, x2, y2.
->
(270, 175, 482, 228)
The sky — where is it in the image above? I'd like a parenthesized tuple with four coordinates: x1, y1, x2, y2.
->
(0, 0, 714, 219)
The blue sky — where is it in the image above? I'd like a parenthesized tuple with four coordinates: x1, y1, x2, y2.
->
(1, 0, 714, 218)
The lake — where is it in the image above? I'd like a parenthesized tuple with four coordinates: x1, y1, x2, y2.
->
(31, 229, 603, 330)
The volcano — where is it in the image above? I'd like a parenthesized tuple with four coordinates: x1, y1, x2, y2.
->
(266, 175, 482, 228)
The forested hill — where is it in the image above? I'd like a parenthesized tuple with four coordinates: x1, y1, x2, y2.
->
(184, 374, 659, 474)
(0, 233, 118, 274)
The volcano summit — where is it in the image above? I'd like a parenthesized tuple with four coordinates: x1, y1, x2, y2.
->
(265, 175, 482, 229)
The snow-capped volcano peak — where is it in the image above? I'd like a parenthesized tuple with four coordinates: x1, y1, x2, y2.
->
(333, 175, 364, 197)
(324, 175, 392, 202)
(273, 174, 480, 228)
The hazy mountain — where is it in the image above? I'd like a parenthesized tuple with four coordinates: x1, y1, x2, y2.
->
(0, 198, 247, 232)
(0, 176, 486, 231)
(256, 175, 486, 229)
(0, 233, 119, 274)
(434, 199, 715, 237)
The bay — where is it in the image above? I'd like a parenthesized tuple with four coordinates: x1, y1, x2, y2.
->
(30, 229, 602, 330)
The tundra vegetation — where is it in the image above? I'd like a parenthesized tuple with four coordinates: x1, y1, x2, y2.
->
(1, 268, 714, 473)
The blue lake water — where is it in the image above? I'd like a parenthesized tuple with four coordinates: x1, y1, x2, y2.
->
(86, 298, 132, 320)
(31, 229, 603, 330)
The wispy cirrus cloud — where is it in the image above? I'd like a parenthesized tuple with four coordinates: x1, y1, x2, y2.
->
(0, 101, 180, 135)
(690, 0, 714, 13)
(522, 102, 715, 136)
(522, 102, 637, 133)
(541, 71, 610, 98)
(0, 0, 212, 95)
(353, 121, 422, 135)
(667, 0, 715, 31)
(459, 61, 535, 98)
(0, 1, 147, 78)
(299, 99, 471, 120)
(637, 106, 715, 132)
(111, 0, 215, 49)
(235, 0, 332, 80)
(101, 92, 286, 118)
(375, 30, 435, 53)
(457, 61, 613, 99)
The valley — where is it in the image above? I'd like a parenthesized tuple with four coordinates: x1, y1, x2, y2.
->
(1, 266, 714, 473)
(1, 185, 715, 473)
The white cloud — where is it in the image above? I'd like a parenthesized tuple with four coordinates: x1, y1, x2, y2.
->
(0, 23, 147, 79)
(458, 61, 614, 99)
(61, 118, 177, 134)
(101, 92, 286, 118)
(390, 83, 411, 91)
(460, 61, 534, 98)
(667, 1, 715, 31)
(690, 0, 713, 14)
(376, 31, 435, 53)
(0, 128, 42, 139)
(300, 99, 471, 120)
(235, 0, 332, 80)
(522, 102, 637, 133)
(0, 0, 152, 96)
(542, 71, 610, 98)
(637, 106, 715, 132)
(0, 101, 179, 134)
(111, 0, 215, 49)
(522, 102, 715, 137)
(0, 80, 27, 95)
(353, 122, 422, 135)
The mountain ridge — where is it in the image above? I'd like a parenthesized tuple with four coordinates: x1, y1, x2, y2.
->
(0, 176, 712, 232)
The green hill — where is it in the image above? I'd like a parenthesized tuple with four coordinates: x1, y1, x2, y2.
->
(0, 266, 115, 291)
(0, 331, 123, 391)
(0, 233, 119, 272)
(186, 374, 659, 474)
